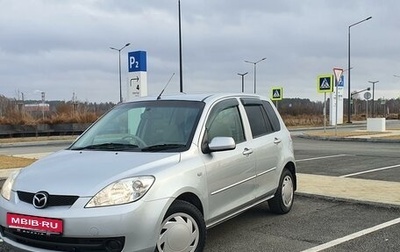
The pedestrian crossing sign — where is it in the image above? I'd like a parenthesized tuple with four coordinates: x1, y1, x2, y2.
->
(317, 74, 334, 93)
(271, 87, 283, 101)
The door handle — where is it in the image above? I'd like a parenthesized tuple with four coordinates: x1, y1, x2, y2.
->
(242, 148, 253, 156)
(274, 138, 282, 144)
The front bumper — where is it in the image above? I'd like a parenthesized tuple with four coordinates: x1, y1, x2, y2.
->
(0, 194, 170, 252)
(1, 229, 125, 252)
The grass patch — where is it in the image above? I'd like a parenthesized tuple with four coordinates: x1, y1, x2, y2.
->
(0, 155, 36, 169)
(377, 134, 400, 140)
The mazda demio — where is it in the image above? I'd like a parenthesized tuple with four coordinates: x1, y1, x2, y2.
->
(0, 93, 296, 252)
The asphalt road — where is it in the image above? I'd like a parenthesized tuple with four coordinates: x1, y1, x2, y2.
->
(294, 136, 400, 182)
(204, 196, 400, 252)
(1, 136, 400, 251)
(0, 142, 70, 156)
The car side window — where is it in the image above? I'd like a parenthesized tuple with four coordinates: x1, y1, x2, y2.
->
(205, 100, 245, 144)
(243, 104, 273, 138)
(262, 101, 281, 132)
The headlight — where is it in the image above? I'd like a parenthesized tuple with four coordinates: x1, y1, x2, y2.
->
(86, 176, 155, 208)
(1, 170, 20, 201)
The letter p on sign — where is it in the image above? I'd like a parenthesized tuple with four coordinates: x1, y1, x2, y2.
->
(128, 51, 147, 72)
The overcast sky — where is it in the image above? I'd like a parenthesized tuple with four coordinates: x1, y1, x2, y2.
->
(1, 0, 399, 103)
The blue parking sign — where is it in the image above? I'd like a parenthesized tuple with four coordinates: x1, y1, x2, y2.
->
(128, 51, 147, 72)
(337, 75, 345, 87)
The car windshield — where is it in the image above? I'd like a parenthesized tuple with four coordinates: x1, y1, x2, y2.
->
(70, 100, 204, 152)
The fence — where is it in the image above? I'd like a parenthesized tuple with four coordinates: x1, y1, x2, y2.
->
(0, 123, 91, 138)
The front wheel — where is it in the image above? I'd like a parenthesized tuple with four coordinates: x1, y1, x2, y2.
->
(268, 169, 294, 214)
(156, 200, 206, 252)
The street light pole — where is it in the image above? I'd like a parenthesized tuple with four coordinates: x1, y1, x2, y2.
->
(368, 80, 379, 117)
(110, 43, 131, 103)
(178, 0, 183, 93)
(244, 57, 266, 94)
(347, 16, 372, 123)
(237, 72, 248, 93)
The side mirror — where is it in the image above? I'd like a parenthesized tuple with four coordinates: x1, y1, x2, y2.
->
(208, 137, 236, 152)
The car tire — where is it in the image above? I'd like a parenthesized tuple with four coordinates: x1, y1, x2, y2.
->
(268, 169, 294, 214)
(156, 200, 206, 252)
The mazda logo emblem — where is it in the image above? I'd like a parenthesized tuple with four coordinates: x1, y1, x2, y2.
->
(33, 191, 49, 209)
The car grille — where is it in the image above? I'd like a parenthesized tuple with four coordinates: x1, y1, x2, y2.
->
(1, 226, 125, 252)
(17, 191, 79, 207)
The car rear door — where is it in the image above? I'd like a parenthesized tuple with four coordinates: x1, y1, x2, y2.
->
(241, 98, 282, 199)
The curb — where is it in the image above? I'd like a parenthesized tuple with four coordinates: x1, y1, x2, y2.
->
(297, 134, 400, 143)
(296, 192, 400, 210)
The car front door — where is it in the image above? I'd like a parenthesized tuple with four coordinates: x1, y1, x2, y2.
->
(201, 98, 256, 224)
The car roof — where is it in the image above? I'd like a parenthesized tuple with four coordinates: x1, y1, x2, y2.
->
(124, 93, 266, 104)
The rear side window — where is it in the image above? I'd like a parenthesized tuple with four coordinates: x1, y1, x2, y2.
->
(241, 98, 280, 138)
(243, 104, 273, 138)
(262, 101, 281, 132)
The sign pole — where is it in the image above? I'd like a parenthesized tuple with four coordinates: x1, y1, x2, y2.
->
(317, 74, 334, 133)
(323, 93, 326, 133)
(335, 84, 338, 136)
(333, 68, 344, 136)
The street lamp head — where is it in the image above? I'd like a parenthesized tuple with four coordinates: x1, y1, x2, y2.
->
(256, 57, 267, 64)
(110, 43, 131, 51)
(349, 16, 372, 28)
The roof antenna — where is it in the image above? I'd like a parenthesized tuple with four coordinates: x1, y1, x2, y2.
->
(157, 73, 175, 100)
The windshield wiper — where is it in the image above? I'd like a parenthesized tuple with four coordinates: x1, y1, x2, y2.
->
(141, 144, 186, 152)
(71, 143, 139, 151)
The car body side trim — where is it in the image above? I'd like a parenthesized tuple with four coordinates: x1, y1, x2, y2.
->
(256, 167, 276, 177)
(206, 193, 275, 229)
(210, 175, 256, 195)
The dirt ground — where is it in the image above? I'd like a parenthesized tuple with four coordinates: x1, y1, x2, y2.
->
(0, 155, 36, 169)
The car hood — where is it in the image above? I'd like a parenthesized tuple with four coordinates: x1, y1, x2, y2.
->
(14, 150, 181, 196)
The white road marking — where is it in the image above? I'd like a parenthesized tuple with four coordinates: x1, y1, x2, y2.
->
(340, 164, 400, 178)
(301, 217, 400, 252)
(296, 154, 350, 162)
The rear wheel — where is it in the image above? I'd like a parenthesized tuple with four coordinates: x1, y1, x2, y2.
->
(268, 169, 294, 214)
(156, 200, 206, 252)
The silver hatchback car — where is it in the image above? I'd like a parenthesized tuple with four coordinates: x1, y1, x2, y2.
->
(0, 93, 296, 252)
